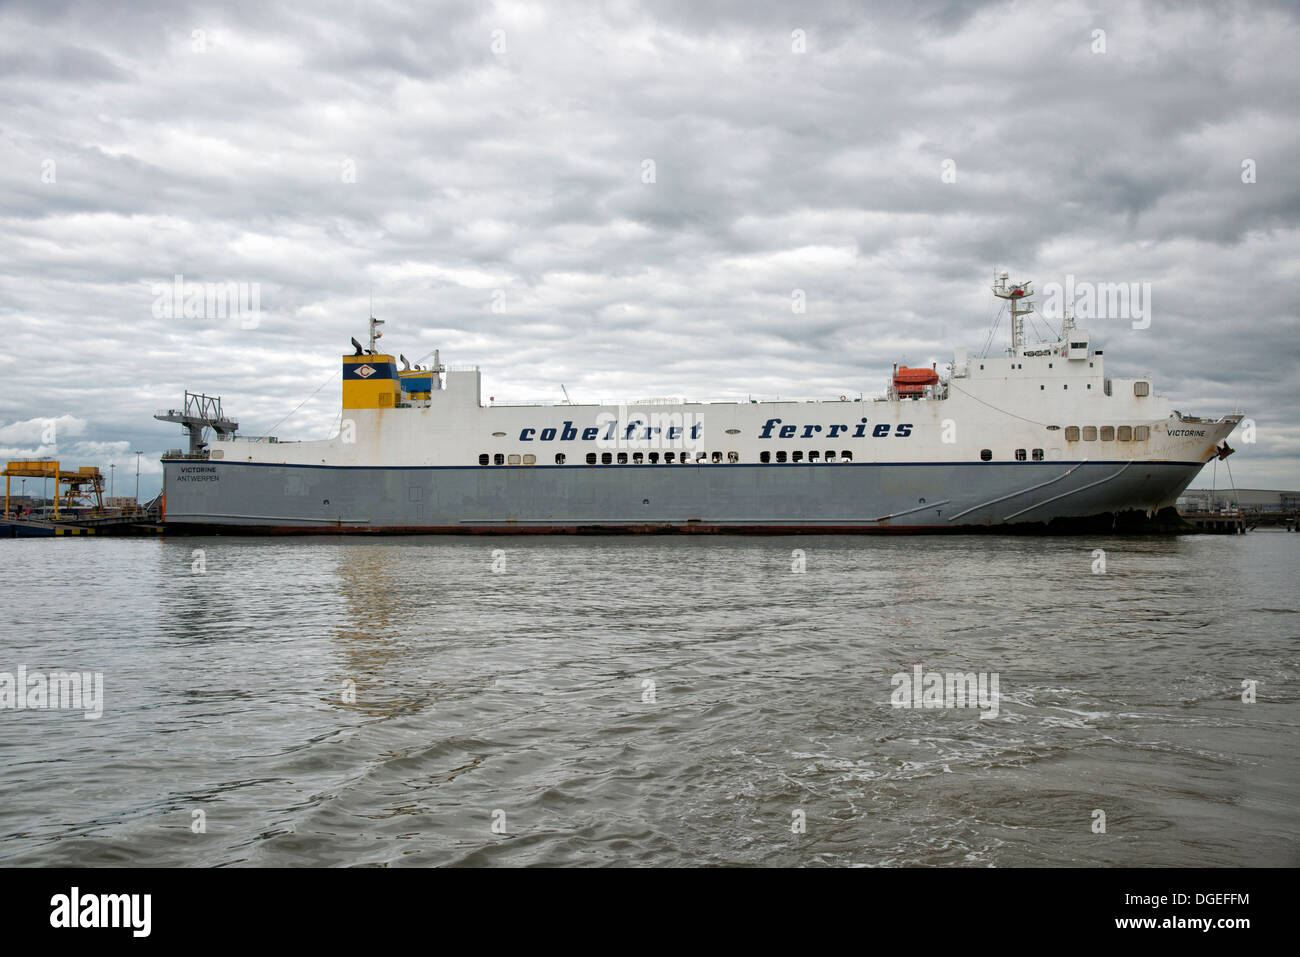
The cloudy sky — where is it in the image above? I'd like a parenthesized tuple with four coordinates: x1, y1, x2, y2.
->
(1, 0, 1297, 500)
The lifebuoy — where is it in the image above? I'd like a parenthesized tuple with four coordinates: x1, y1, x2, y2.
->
(839, 395, 847, 401)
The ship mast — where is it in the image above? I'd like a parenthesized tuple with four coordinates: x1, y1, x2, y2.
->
(992, 271, 1033, 355)
(368, 314, 385, 353)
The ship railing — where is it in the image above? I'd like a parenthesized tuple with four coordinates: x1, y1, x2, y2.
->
(227, 435, 280, 443)
(162, 449, 209, 460)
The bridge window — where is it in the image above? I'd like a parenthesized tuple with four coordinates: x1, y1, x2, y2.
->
(479, 453, 489, 465)
(1134, 381, 1150, 396)
(1083, 426, 1098, 441)
(586, 452, 597, 464)
(1065, 427, 1080, 441)
(841, 450, 853, 461)
(1134, 425, 1149, 440)
(980, 449, 992, 461)
(1015, 449, 1027, 461)
(554, 453, 565, 465)
(494, 453, 505, 465)
(1032, 448, 1044, 461)
(776, 451, 787, 463)
(601, 452, 612, 464)
(1100, 426, 1115, 441)
(1117, 426, 1133, 441)
(760, 451, 771, 463)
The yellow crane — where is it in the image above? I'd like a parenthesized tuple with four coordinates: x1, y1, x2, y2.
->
(3, 460, 105, 519)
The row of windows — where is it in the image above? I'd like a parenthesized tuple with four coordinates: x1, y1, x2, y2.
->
(979, 449, 1046, 461)
(476, 450, 859, 465)
(1064, 425, 1149, 442)
(760, 450, 853, 463)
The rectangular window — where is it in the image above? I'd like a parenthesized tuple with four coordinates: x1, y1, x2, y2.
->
(1134, 381, 1150, 396)
(1032, 448, 1044, 461)
(1015, 449, 1027, 461)
(760, 451, 771, 463)
(554, 453, 565, 465)
(697, 452, 708, 463)
(1100, 426, 1115, 441)
(1134, 425, 1149, 441)
(601, 452, 612, 464)
(522, 454, 536, 465)
(494, 453, 505, 465)
(809, 450, 820, 461)
(727, 451, 739, 463)
(586, 452, 597, 464)
(648, 452, 659, 463)
(776, 451, 787, 463)
(1065, 426, 1080, 441)
(1117, 425, 1133, 441)
(665, 452, 675, 463)
(508, 454, 521, 465)
(632, 452, 644, 464)
(711, 451, 722, 463)
(617, 452, 628, 464)
(792, 451, 803, 462)
(478, 453, 489, 465)
(980, 449, 992, 461)
(841, 450, 853, 461)
(825, 451, 836, 461)
(1083, 426, 1097, 441)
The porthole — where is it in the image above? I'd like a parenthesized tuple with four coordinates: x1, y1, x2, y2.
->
(980, 449, 992, 461)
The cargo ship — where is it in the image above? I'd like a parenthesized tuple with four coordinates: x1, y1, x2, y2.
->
(158, 275, 1242, 533)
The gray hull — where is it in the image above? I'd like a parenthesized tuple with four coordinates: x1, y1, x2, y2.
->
(162, 459, 1208, 532)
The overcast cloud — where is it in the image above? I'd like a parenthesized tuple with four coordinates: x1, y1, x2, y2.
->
(1, 0, 1297, 500)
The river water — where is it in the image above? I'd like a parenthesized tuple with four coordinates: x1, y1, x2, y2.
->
(0, 532, 1296, 866)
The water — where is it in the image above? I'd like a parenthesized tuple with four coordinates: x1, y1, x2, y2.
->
(0, 532, 1296, 867)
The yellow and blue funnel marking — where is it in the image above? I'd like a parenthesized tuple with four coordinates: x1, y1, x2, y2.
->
(342, 355, 400, 409)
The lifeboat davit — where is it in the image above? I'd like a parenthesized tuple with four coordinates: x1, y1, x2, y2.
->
(893, 365, 939, 397)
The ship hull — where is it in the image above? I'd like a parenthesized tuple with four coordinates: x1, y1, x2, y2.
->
(161, 458, 1209, 534)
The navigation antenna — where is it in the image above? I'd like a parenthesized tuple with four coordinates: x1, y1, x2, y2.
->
(561, 385, 572, 404)
(992, 271, 1033, 354)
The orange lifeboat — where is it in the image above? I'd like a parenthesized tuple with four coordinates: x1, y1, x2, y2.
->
(892, 364, 939, 397)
